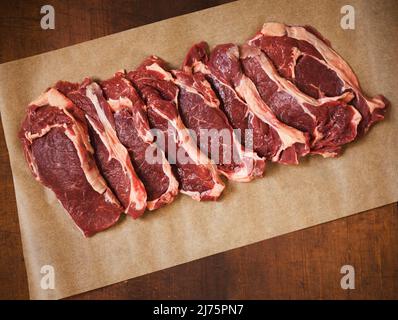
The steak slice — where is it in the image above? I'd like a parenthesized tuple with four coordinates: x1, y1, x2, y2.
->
(248, 22, 389, 136)
(100, 72, 179, 210)
(55, 79, 147, 218)
(127, 56, 225, 201)
(171, 66, 265, 182)
(187, 43, 309, 164)
(19, 88, 122, 237)
(240, 44, 361, 157)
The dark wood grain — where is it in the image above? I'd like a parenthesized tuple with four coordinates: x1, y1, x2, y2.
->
(0, 0, 397, 300)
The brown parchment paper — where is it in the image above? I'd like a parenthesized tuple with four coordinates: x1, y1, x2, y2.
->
(0, 0, 397, 299)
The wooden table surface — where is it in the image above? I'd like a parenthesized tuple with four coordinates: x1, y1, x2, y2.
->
(0, 0, 397, 300)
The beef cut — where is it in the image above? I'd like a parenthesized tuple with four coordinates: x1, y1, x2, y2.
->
(171, 66, 265, 181)
(248, 22, 389, 136)
(127, 56, 225, 201)
(19, 88, 122, 236)
(56, 79, 147, 218)
(100, 72, 179, 210)
(185, 42, 310, 164)
(240, 44, 361, 157)
(19, 22, 390, 237)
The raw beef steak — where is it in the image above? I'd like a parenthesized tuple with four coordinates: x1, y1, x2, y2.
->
(19, 88, 122, 236)
(100, 72, 179, 210)
(248, 22, 389, 136)
(170, 63, 265, 181)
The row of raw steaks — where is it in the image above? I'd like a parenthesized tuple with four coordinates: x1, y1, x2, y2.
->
(20, 23, 389, 236)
